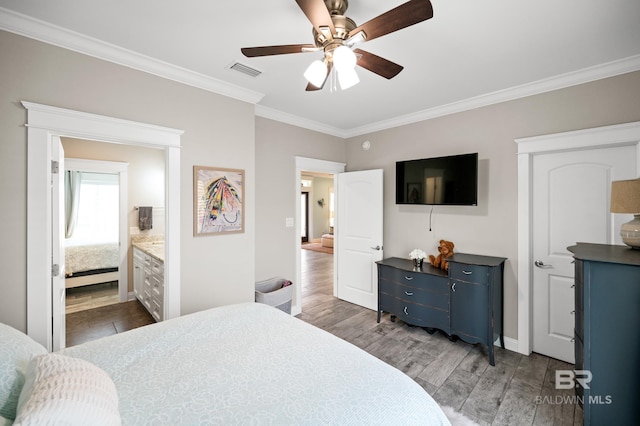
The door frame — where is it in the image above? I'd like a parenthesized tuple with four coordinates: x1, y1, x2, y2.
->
(294, 157, 345, 315)
(515, 121, 640, 356)
(64, 158, 129, 303)
(24, 101, 183, 351)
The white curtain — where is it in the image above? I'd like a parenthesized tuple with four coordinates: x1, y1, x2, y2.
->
(65, 171, 81, 238)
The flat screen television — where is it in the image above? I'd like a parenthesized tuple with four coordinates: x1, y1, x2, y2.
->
(396, 153, 478, 206)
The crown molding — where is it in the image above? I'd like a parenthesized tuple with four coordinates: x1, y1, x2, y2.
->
(0, 7, 264, 105)
(255, 105, 348, 138)
(2, 7, 638, 138)
(344, 54, 640, 138)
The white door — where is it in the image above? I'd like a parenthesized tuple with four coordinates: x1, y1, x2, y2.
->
(336, 169, 383, 310)
(51, 137, 66, 351)
(532, 145, 636, 362)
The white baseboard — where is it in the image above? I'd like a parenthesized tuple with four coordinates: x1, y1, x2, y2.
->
(495, 336, 519, 353)
(127, 291, 136, 302)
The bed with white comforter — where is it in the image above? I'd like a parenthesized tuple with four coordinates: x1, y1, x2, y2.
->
(1, 303, 450, 425)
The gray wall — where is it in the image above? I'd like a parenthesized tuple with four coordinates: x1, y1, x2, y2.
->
(344, 70, 640, 340)
(0, 30, 256, 331)
(254, 117, 345, 294)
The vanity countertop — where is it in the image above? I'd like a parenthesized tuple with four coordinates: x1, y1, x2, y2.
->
(132, 235, 164, 262)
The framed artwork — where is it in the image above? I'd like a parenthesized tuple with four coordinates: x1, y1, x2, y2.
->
(193, 166, 245, 236)
(407, 182, 422, 204)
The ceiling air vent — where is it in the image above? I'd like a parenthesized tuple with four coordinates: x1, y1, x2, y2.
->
(228, 61, 262, 77)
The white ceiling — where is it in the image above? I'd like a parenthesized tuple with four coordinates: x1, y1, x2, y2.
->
(1, 0, 639, 137)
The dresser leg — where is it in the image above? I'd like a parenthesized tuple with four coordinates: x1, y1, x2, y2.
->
(390, 315, 396, 323)
(448, 334, 458, 342)
(425, 327, 436, 335)
(488, 346, 495, 366)
(500, 333, 505, 349)
(377, 310, 381, 323)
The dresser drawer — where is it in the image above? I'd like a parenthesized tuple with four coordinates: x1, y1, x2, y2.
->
(379, 279, 449, 310)
(449, 263, 489, 284)
(380, 297, 449, 329)
(379, 266, 448, 293)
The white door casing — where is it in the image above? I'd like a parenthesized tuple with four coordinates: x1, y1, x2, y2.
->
(51, 138, 65, 351)
(531, 146, 636, 362)
(336, 169, 384, 310)
(516, 121, 640, 357)
(24, 101, 183, 351)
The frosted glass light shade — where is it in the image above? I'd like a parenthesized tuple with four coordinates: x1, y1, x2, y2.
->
(304, 60, 327, 88)
(338, 66, 359, 90)
(333, 46, 356, 71)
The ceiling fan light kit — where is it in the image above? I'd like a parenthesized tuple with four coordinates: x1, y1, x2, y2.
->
(304, 59, 329, 87)
(241, 0, 434, 92)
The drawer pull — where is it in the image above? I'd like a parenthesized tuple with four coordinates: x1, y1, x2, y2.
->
(462, 270, 472, 275)
(404, 291, 413, 296)
(403, 307, 408, 315)
(570, 310, 575, 315)
(452, 282, 456, 292)
(404, 276, 413, 281)
(570, 338, 575, 343)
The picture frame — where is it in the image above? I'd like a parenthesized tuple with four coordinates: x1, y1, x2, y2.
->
(407, 182, 422, 204)
(193, 166, 245, 236)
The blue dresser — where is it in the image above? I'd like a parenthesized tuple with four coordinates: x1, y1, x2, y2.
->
(376, 253, 506, 365)
(568, 243, 640, 425)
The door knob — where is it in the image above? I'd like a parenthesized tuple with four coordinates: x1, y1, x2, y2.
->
(534, 260, 553, 269)
(371, 245, 381, 250)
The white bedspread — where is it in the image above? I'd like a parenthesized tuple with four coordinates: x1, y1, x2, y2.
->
(62, 303, 450, 425)
(64, 242, 118, 276)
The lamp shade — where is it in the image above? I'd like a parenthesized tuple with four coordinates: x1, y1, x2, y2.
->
(611, 178, 640, 249)
(610, 178, 640, 213)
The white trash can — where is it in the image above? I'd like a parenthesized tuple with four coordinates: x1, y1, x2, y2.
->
(255, 277, 293, 314)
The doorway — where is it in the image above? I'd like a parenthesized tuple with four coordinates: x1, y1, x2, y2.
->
(63, 157, 129, 314)
(294, 157, 345, 315)
(24, 101, 182, 351)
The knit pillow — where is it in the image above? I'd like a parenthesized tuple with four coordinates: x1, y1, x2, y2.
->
(14, 353, 120, 426)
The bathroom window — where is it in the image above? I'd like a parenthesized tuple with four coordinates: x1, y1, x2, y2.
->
(66, 172, 119, 245)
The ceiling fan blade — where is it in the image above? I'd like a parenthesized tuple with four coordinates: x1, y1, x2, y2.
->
(241, 44, 317, 57)
(348, 0, 433, 43)
(295, 0, 335, 39)
(354, 49, 403, 79)
(305, 62, 333, 91)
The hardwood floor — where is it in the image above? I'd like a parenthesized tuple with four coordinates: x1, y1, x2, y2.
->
(66, 281, 120, 314)
(64, 248, 582, 425)
(66, 299, 154, 347)
(296, 249, 583, 426)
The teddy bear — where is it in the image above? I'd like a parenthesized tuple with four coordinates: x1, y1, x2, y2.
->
(429, 240, 455, 271)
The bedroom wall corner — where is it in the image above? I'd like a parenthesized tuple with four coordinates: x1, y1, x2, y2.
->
(254, 117, 346, 307)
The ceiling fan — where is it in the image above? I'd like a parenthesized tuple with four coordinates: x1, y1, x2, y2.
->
(241, 0, 434, 91)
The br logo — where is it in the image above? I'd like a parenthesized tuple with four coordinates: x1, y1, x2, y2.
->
(556, 370, 592, 389)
